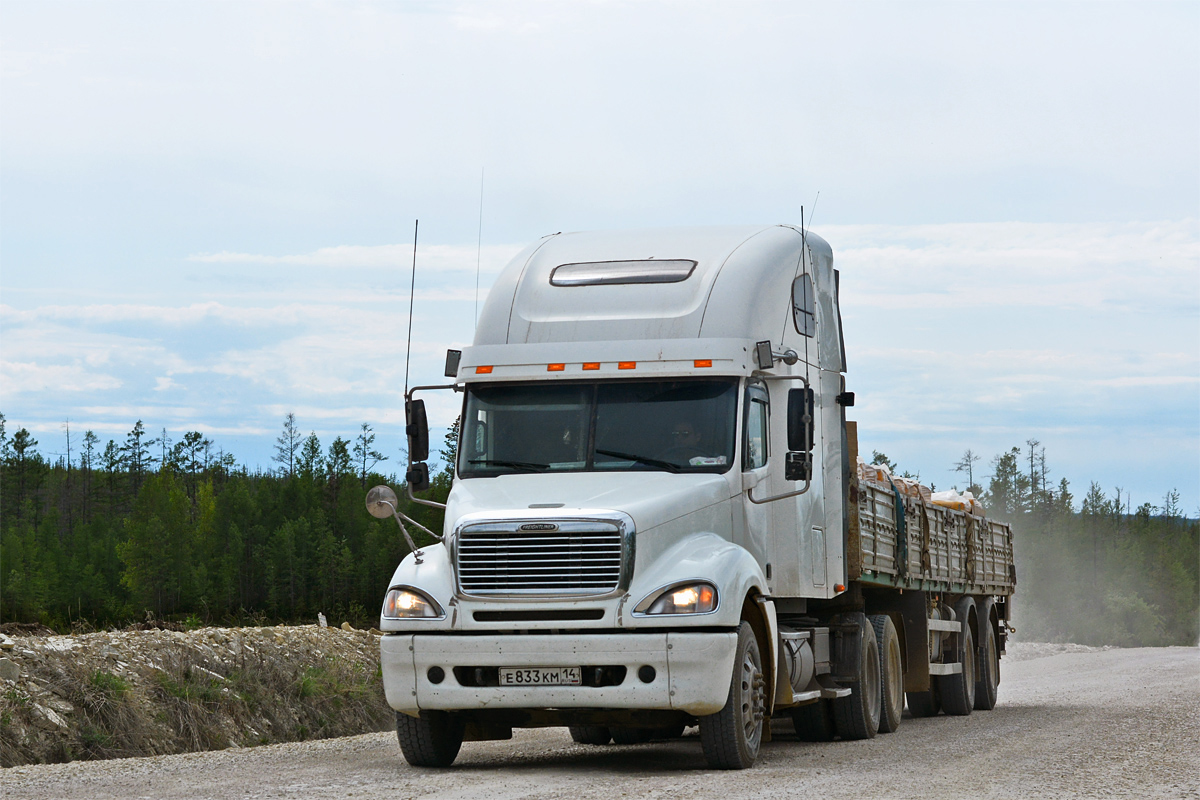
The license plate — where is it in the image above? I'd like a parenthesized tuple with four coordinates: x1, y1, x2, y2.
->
(498, 667, 582, 686)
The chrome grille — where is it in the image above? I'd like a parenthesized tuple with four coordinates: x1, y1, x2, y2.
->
(456, 522, 625, 595)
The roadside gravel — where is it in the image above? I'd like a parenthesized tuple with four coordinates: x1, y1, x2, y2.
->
(3, 644, 1196, 800)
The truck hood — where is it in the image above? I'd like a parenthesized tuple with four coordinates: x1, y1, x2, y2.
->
(444, 471, 734, 534)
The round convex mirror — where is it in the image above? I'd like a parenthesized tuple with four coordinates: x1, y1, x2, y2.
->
(366, 485, 399, 519)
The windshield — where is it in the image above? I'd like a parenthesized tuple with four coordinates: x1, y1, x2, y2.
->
(459, 379, 738, 477)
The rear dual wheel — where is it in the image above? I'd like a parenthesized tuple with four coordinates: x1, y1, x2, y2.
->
(974, 599, 1000, 711)
(871, 614, 904, 733)
(832, 612, 880, 740)
(939, 597, 976, 716)
(569, 725, 612, 745)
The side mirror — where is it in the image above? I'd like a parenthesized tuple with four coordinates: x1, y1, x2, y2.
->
(406, 462, 430, 493)
(406, 399, 429, 462)
(366, 485, 399, 518)
(787, 387, 815, 452)
(755, 340, 774, 370)
(785, 452, 812, 482)
(444, 349, 462, 378)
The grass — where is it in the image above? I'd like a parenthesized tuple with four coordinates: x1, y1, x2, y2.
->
(0, 628, 393, 767)
(89, 670, 130, 698)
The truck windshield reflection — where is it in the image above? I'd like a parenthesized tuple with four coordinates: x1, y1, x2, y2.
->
(459, 379, 738, 477)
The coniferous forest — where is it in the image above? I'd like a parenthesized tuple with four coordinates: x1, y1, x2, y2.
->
(1, 414, 1196, 646)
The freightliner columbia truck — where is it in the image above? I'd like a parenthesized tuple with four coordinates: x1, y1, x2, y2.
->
(365, 225, 1016, 769)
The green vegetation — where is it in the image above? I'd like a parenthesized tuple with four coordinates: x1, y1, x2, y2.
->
(0, 412, 455, 631)
(3, 411, 1194, 646)
(89, 671, 130, 698)
(966, 442, 1198, 646)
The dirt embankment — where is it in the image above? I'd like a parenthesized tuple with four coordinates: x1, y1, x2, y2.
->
(0, 622, 393, 767)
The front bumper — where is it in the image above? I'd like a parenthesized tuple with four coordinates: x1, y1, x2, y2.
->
(381, 631, 737, 717)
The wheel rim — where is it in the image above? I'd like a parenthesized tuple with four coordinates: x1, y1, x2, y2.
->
(962, 629, 975, 701)
(886, 638, 902, 705)
(986, 628, 999, 688)
(739, 644, 764, 749)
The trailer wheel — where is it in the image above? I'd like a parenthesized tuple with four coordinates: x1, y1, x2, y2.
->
(905, 686, 940, 717)
(699, 621, 765, 769)
(790, 699, 835, 741)
(568, 725, 612, 745)
(832, 612, 881, 740)
(871, 614, 904, 733)
(974, 601, 1000, 711)
(396, 710, 464, 767)
(938, 598, 976, 716)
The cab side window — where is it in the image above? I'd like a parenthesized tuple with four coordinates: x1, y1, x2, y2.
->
(793, 274, 815, 337)
(744, 384, 769, 470)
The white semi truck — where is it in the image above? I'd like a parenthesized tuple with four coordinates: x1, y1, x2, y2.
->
(366, 224, 1016, 769)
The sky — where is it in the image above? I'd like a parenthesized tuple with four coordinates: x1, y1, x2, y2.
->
(1, 0, 1197, 512)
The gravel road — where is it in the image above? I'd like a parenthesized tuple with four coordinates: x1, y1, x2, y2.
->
(4, 645, 1197, 800)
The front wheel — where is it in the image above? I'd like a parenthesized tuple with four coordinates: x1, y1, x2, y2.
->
(396, 710, 464, 767)
(699, 621, 765, 769)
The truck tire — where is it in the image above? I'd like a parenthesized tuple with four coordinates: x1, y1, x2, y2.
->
(790, 699, 835, 741)
(396, 710, 464, 767)
(699, 621, 765, 769)
(974, 599, 1000, 711)
(906, 686, 940, 717)
(611, 727, 653, 744)
(871, 614, 904, 733)
(832, 612, 881, 740)
(938, 598, 976, 716)
(569, 725, 612, 745)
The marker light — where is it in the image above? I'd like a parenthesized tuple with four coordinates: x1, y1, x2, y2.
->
(834, 583, 846, 593)
(644, 583, 718, 615)
(618, 361, 637, 370)
(547, 363, 565, 372)
(582, 362, 601, 370)
(382, 588, 444, 619)
(475, 366, 494, 374)
(694, 359, 712, 368)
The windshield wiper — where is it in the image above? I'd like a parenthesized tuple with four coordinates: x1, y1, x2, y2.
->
(468, 458, 548, 473)
(594, 448, 681, 473)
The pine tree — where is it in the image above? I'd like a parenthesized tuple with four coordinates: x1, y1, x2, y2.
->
(352, 423, 387, 487)
(122, 421, 155, 492)
(298, 433, 323, 480)
(273, 413, 301, 477)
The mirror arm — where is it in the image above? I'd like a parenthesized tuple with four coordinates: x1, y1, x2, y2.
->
(374, 499, 426, 564)
(747, 372, 814, 504)
(396, 507, 443, 540)
(405, 383, 462, 403)
(407, 481, 447, 510)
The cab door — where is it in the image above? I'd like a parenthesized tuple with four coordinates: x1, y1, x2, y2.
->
(739, 381, 772, 570)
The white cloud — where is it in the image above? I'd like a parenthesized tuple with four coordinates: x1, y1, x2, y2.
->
(828, 220, 1200, 312)
(187, 243, 526, 273)
(0, 361, 122, 393)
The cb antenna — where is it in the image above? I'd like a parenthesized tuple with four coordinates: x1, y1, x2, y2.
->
(475, 168, 484, 332)
(404, 219, 418, 397)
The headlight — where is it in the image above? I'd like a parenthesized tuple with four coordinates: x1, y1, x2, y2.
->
(382, 588, 444, 619)
(642, 583, 718, 615)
